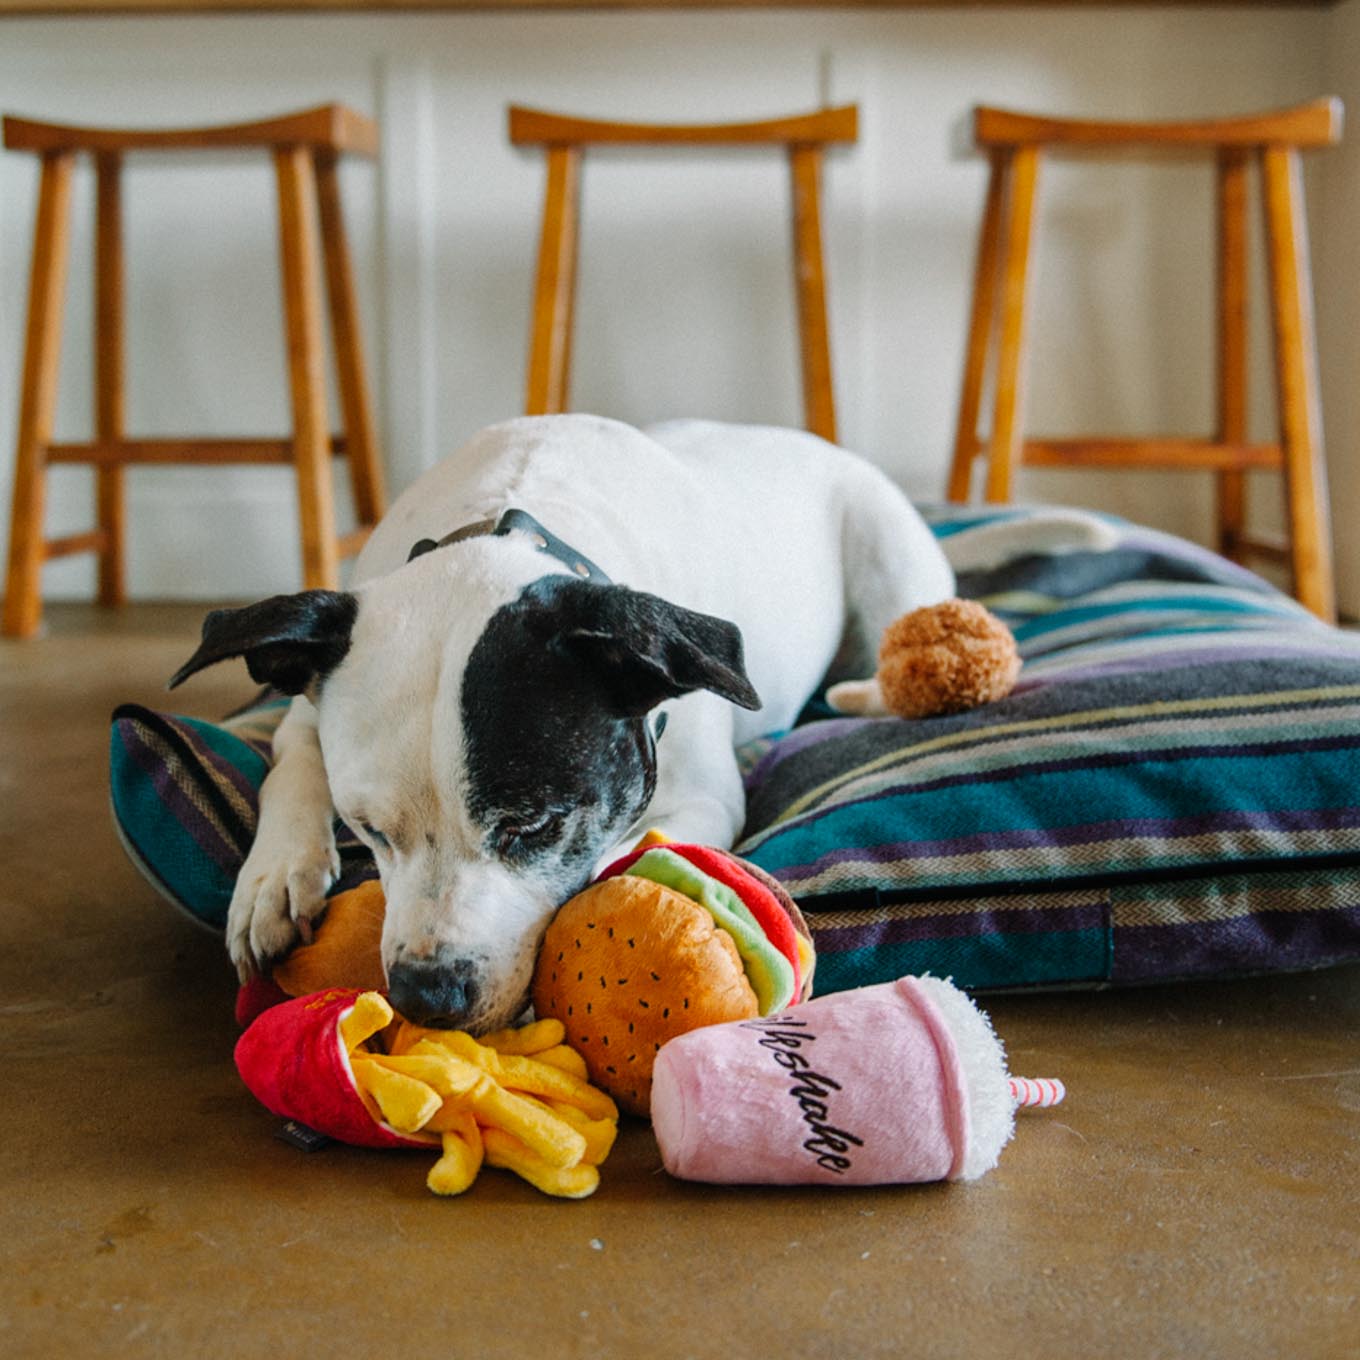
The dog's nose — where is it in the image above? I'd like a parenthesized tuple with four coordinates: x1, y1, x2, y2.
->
(387, 958, 481, 1027)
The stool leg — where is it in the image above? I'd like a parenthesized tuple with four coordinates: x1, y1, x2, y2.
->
(788, 143, 837, 444)
(3, 151, 74, 638)
(948, 150, 1008, 502)
(526, 145, 581, 416)
(314, 151, 385, 530)
(275, 146, 339, 591)
(1261, 145, 1334, 621)
(985, 146, 1040, 504)
(95, 151, 127, 606)
(1215, 148, 1249, 564)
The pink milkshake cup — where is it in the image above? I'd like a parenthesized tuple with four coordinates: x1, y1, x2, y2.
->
(651, 975, 1060, 1186)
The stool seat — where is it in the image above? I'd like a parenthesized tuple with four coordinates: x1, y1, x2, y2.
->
(2, 104, 378, 156)
(973, 98, 1341, 149)
(947, 97, 1343, 621)
(2, 103, 386, 637)
(510, 104, 857, 442)
(508, 105, 857, 147)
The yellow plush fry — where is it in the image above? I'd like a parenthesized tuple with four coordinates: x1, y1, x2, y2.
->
(427, 1115, 484, 1197)
(470, 1081, 587, 1170)
(410, 1057, 586, 1168)
(415, 1030, 500, 1072)
(351, 1056, 442, 1133)
(477, 1018, 566, 1056)
(496, 1053, 619, 1122)
(356, 1003, 615, 1194)
(425, 1096, 477, 1132)
(385, 1018, 431, 1057)
(548, 1102, 618, 1167)
(407, 1034, 492, 1068)
(482, 1127, 600, 1200)
(367, 1051, 482, 1099)
(338, 991, 395, 1054)
(531, 1045, 589, 1080)
(540, 1098, 618, 1166)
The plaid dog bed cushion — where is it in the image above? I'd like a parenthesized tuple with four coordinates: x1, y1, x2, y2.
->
(110, 505, 1360, 992)
(736, 505, 1360, 991)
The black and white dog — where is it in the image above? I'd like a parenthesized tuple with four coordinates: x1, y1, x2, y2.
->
(172, 415, 1097, 1031)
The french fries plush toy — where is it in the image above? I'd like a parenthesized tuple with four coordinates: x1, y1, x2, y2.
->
(235, 988, 617, 1198)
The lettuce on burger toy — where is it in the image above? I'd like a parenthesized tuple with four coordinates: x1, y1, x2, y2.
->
(531, 841, 815, 1116)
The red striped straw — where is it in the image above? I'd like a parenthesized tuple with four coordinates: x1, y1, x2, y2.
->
(1009, 1076, 1065, 1108)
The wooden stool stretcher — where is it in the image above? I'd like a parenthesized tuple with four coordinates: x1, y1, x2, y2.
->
(2, 104, 387, 637)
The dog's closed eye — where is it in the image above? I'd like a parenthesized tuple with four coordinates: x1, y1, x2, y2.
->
(494, 812, 566, 859)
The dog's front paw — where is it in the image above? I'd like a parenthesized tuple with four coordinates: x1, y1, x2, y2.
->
(227, 828, 341, 982)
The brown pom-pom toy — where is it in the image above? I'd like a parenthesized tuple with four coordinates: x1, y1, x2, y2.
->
(827, 598, 1021, 720)
(879, 598, 1021, 718)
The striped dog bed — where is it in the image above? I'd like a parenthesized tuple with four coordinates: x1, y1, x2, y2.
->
(111, 505, 1360, 992)
(736, 505, 1360, 991)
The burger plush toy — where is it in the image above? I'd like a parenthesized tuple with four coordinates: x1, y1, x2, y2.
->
(531, 840, 816, 1116)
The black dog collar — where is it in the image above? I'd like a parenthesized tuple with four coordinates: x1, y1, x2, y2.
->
(408, 509, 664, 742)
(407, 507, 610, 585)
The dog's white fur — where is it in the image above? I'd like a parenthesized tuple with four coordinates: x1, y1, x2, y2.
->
(225, 415, 1106, 1027)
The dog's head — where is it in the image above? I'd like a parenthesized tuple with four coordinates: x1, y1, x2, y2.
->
(170, 538, 759, 1032)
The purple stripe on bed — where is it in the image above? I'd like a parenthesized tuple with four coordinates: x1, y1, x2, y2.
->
(778, 805, 1360, 879)
(119, 722, 243, 872)
(810, 900, 1108, 949)
(1113, 905, 1360, 982)
(742, 716, 867, 787)
(174, 719, 262, 808)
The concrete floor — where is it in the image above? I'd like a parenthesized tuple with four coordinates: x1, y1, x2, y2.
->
(2, 602, 1357, 1358)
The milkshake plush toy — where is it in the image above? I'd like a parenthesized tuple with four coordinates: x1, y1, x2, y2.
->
(650, 975, 1064, 1186)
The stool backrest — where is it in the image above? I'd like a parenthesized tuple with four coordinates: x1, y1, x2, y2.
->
(508, 104, 857, 441)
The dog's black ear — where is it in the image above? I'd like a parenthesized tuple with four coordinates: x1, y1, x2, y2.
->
(168, 590, 359, 695)
(545, 579, 761, 718)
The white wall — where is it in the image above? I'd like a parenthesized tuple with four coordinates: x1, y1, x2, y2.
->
(0, 7, 1344, 607)
(1319, 0, 1360, 619)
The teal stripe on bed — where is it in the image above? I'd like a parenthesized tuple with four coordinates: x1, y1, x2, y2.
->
(1007, 596, 1300, 642)
(810, 925, 1111, 992)
(751, 733, 1360, 855)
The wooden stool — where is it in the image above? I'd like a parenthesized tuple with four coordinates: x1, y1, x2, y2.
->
(1, 104, 387, 638)
(947, 98, 1342, 620)
(508, 105, 857, 443)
